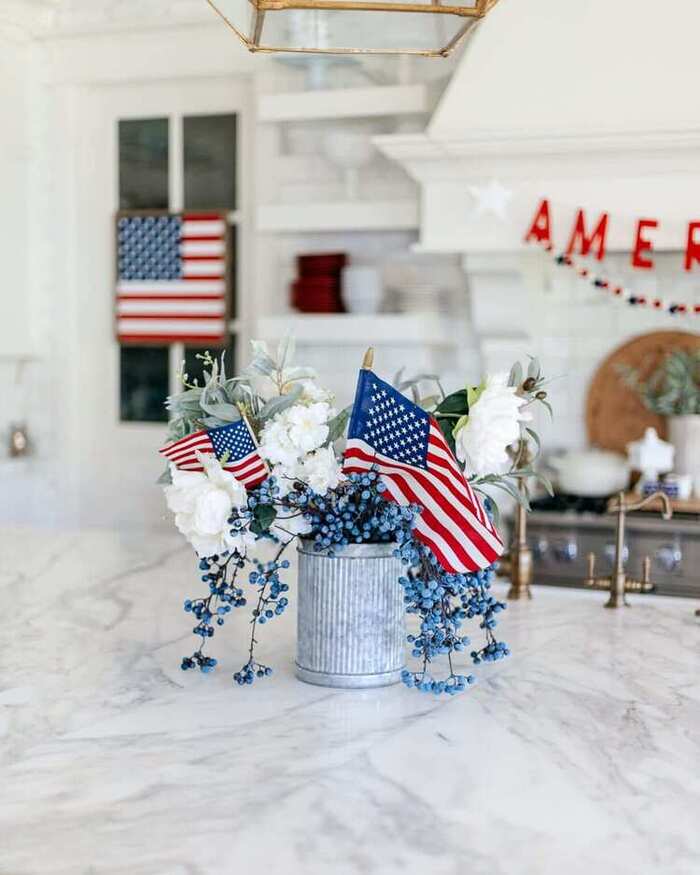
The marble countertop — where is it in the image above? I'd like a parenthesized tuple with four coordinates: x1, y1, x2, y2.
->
(1, 528, 699, 875)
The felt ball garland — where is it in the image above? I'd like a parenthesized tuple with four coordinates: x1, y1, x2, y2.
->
(530, 240, 699, 317)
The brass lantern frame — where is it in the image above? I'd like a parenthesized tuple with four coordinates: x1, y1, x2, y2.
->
(206, 0, 500, 57)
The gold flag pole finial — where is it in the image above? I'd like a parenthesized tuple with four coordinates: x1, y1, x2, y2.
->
(362, 348, 374, 370)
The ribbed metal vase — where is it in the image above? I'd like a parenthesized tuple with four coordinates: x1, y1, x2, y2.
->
(296, 539, 405, 689)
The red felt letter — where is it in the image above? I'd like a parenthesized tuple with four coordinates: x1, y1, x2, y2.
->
(631, 219, 658, 270)
(524, 199, 552, 246)
(565, 209, 609, 261)
(684, 222, 700, 271)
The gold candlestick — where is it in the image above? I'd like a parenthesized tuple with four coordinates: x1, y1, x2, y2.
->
(506, 482, 533, 601)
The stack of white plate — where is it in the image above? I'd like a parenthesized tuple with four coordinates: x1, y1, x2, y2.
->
(393, 282, 446, 314)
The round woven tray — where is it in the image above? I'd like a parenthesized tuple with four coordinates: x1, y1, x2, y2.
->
(586, 329, 700, 453)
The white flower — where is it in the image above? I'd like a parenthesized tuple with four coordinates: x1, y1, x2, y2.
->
(286, 402, 332, 454)
(259, 414, 300, 469)
(299, 379, 335, 408)
(455, 373, 532, 477)
(299, 446, 346, 496)
(164, 454, 252, 557)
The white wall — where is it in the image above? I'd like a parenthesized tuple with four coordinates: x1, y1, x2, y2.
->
(0, 16, 263, 529)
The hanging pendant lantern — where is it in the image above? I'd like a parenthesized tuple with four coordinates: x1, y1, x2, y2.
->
(206, 0, 500, 57)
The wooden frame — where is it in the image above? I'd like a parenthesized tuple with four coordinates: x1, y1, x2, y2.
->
(115, 209, 232, 348)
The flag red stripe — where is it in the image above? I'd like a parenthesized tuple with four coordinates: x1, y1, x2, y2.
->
(344, 445, 501, 570)
(181, 254, 226, 262)
(180, 235, 225, 242)
(118, 313, 225, 321)
(425, 443, 491, 531)
(118, 335, 227, 344)
(183, 213, 226, 221)
(167, 441, 212, 465)
(117, 294, 224, 302)
(160, 430, 206, 456)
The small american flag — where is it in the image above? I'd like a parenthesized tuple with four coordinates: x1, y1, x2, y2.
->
(159, 420, 268, 489)
(343, 369, 504, 573)
(116, 212, 227, 344)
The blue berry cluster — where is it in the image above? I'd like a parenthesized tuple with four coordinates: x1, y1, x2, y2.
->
(281, 470, 420, 554)
(234, 660, 273, 685)
(397, 543, 509, 695)
(232, 550, 291, 686)
(180, 551, 249, 673)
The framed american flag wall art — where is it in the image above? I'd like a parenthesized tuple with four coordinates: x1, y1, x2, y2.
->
(115, 210, 230, 345)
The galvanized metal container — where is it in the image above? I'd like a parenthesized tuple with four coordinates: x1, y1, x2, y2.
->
(296, 539, 405, 688)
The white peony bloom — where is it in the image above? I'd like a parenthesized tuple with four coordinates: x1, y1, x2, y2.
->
(259, 414, 300, 469)
(164, 454, 252, 557)
(455, 373, 532, 478)
(285, 402, 331, 455)
(299, 446, 346, 496)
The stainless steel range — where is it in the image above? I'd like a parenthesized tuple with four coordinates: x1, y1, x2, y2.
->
(526, 496, 700, 599)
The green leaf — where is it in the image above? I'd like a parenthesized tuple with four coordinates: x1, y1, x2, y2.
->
(435, 389, 469, 417)
(258, 384, 303, 421)
(508, 361, 523, 388)
(488, 478, 531, 510)
(156, 466, 172, 485)
(277, 335, 295, 370)
(452, 414, 469, 436)
(527, 356, 541, 380)
(251, 503, 277, 536)
(473, 485, 501, 529)
(200, 400, 241, 422)
(525, 427, 541, 460)
(466, 382, 485, 409)
(327, 406, 351, 443)
(534, 471, 555, 497)
(281, 366, 317, 383)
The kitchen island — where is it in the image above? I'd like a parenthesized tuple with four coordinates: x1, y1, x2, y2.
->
(1, 528, 699, 875)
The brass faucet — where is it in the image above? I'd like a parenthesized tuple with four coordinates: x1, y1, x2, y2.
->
(583, 491, 673, 608)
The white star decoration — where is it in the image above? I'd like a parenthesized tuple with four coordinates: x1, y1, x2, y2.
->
(468, 179, 513, 221)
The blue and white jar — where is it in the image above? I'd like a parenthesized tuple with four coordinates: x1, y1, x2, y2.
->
(295, 539, 405, 689)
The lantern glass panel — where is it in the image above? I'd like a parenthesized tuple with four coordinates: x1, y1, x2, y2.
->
(260, 8, 467, 54)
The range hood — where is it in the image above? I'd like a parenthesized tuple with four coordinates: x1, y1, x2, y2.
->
(376, 0, 700, 255)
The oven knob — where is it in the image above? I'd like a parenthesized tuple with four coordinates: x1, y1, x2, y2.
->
(654, 543, 682, 573)
(552, 538, 578, 563)
(531, 536, 549, 560)
(604, 542, 629, 564)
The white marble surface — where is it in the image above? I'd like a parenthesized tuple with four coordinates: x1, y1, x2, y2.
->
(1, 528, 699, 875)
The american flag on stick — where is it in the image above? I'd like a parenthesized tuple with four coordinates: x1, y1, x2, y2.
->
(159, 419, 268, 489)
(343, 362, 504, 574)
(116, 212, 228, 344)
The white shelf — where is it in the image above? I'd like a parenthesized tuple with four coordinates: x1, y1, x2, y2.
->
(257, 84, 432, 123)
(257, 313, 458, 346)
(257, 200, 419, 233)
